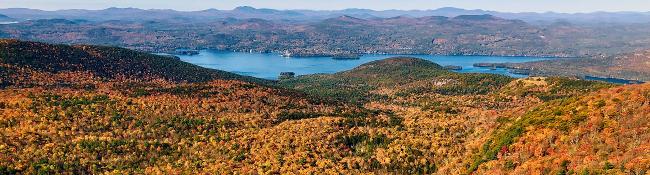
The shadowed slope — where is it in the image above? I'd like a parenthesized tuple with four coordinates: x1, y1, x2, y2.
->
(0, 39, 268, 88)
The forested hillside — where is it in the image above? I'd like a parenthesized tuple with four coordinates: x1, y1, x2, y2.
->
(0, 39, 266, 86)
(1, 41, 648, 174)
(474, 83, 650, 174)
(0, 40, 359, 174)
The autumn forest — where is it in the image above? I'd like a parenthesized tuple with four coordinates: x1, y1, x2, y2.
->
(0, 39, 648, 174)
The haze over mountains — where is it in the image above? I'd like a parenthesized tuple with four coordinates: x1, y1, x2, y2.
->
(1, 6, 650, 24)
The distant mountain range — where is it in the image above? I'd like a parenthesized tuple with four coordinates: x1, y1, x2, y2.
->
(1, 6, 650, 24)
(0, 14, 586, 57)
(4, 12, 650, 58)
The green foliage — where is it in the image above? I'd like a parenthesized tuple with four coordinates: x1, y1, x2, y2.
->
(31, 159, 59, 175)
(558, 160, 571, 175)
(131, 88, 151, 97)
(434, 74, 514, 96)
(338, 133, 392, 157)
(604, 162, 615, 170)
(278, 74, 380, 104)
(502, 77, 615, 102)
(595, 100, 606, 108)
(275, 111, 324, 123)
(334, 110, 404, 128)
(505, 160, 516, 170)
(33, 94, 111, 108)
(540, 78, 614, 101)
(279, 57, 514, 104)
(0, 166, 19, 175)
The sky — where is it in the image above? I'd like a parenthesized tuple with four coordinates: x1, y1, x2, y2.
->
(0, 0, 649, 13)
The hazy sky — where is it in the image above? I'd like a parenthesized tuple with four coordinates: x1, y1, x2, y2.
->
(1, 0, 649, 13)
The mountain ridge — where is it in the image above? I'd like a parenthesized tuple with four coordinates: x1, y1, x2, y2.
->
(1, 6, 649, 23)
(0, 39, 268, 87)
(5, 14, 594, 58)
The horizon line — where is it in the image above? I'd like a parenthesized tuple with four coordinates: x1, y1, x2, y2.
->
(1, 6, 649, 14)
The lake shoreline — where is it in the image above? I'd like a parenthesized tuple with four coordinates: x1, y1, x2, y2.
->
(175, 50, 553, 80)
(162, 49, 576, 59)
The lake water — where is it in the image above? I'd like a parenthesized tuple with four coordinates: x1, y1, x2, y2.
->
(584, 76, 645, 84)
(176, 50, 551, 80)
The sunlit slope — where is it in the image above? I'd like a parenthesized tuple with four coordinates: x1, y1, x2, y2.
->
(470, 83, 650, 174)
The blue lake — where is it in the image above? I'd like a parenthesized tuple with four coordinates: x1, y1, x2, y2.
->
(176, 50, 551, 80)
(584, 76, 645, 84)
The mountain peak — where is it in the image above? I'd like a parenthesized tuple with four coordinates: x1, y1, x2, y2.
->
(435, 7, 467, 11)
(200, 8, 221, 12)
(354, 57, 442, 71)
(337, 15, 365, 21)
(234, 6, 257, 11)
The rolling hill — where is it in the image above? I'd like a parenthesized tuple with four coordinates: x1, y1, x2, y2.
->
(278, 57, 515, 104)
